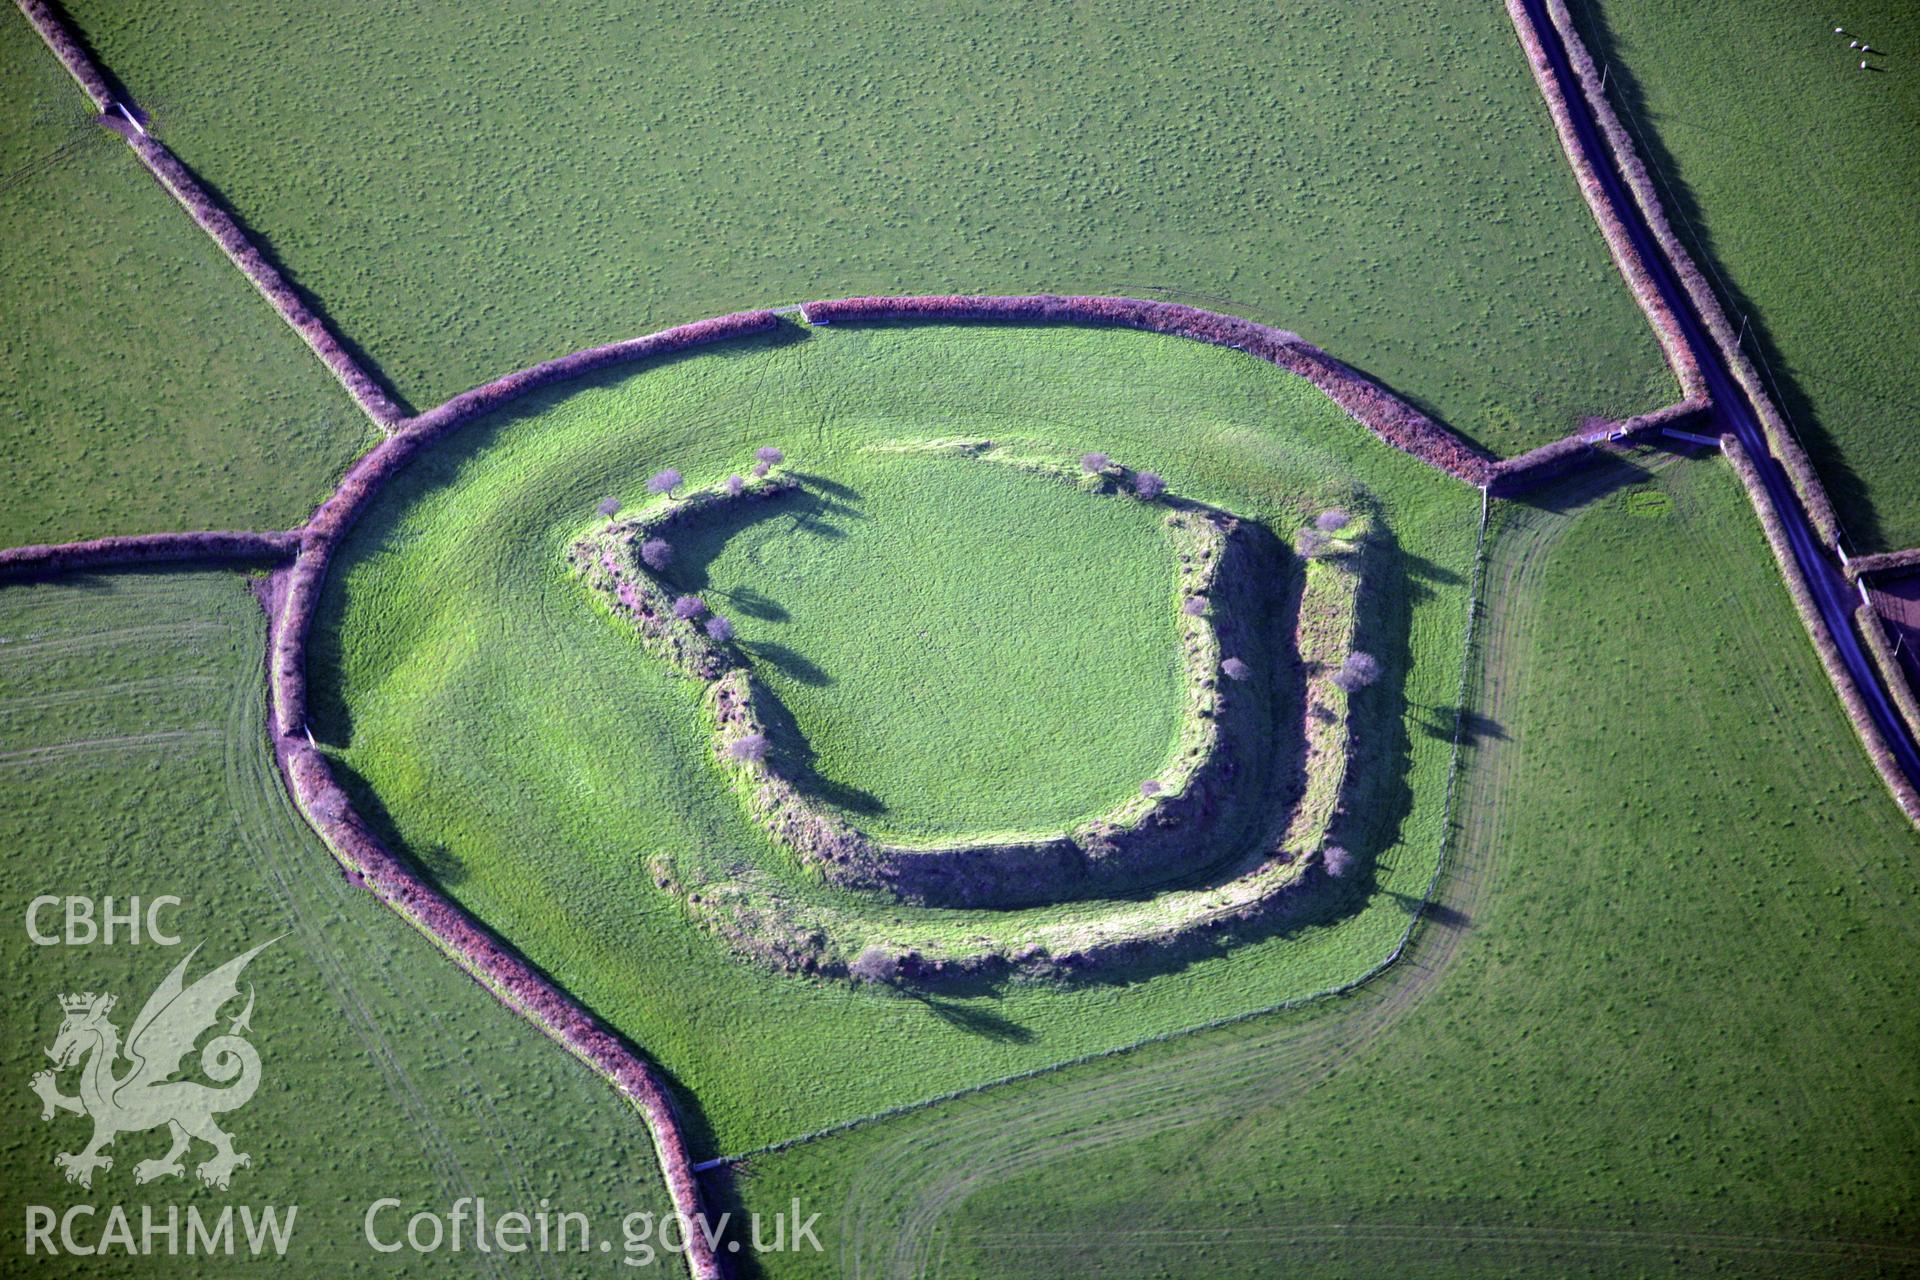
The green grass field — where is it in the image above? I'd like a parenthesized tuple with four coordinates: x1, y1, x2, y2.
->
(1568, 0, 1920, 551)
(728, 456, 1920, 1277)
(0, 570, 676, 1274)
(0, 18, 373, 551)
(10, 6, 1916, 1276)
(310, 320, 1481, 1153)
(620, 452, 1184, 842)
(63, 0, 1672, 453)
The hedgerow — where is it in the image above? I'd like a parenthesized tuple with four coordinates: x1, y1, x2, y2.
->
(800, 295, 1499, 486)
(1721, 436, 1920, 821)
(0, 530, 299, 580)
(1511, 0, 1842, 547)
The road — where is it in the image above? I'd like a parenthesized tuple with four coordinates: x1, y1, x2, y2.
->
(1519, 0, 1920, 794)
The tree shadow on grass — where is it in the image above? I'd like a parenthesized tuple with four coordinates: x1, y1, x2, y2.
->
(905, 991, 1033, 1043)
(1387, 890, 1470, 931)
(789, 470, 861, 502)
(666, 483, 865, 598)
(1412, 702, 1507, 747)
(708, 585, 788, 622)
(743, 640, 830, 687)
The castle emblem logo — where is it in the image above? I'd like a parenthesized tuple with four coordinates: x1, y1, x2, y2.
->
(30, 940, 275, 1191)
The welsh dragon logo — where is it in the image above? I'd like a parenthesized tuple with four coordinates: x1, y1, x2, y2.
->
(30, 940, 274, 1190)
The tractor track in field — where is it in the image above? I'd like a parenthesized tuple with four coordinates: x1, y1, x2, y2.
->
(217, 650, 532, 1280)
(830, 456, 1912, 1279)
(963, 1220, 1920, 1269)
(0, 726, 221, 767)
(816, 461, 1640, 1278)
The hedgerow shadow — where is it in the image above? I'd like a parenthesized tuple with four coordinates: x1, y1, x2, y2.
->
(1507, 452, 1652, 513)
(1563, 0, 1880, 548)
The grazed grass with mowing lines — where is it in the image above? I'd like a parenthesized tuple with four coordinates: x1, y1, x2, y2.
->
(0, 18, 373, 551)
(0, 571, 670, 1276)
(311, 320, 1480, 1153)
(1566, 0, 1920, 551)
(729, 457, 1920, 1278)
(63, 0, 1672, 450)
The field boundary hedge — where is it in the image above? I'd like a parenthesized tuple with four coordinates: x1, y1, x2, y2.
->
(799, 294, 1501, 487)
(263, 311, 786, 1280)
(13, 0, 111, 112)
(1721, 437, 1920, 822)
(12, 0, 406, 429)
(1848, 549, 1920, 582)
(1502, 0, 1701, 404)
(1507, 0, 1842, 549)
(0, 530, 300, 580)
(1486, 395, 1707, 496)
(270, 311, 780, 738)
(1855, 603, 1920, 751)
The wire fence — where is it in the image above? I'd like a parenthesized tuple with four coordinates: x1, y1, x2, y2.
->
(696, 491, 1495, 1171)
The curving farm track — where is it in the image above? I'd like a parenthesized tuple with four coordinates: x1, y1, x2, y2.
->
(805, 462, 1606, 1276)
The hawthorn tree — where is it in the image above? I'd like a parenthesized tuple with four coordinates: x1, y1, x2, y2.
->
(596, 497, 622, 519)
(1182, 596, 1209, 617)
(1140, 779, 1163, 798)
(1322, 844, 1353, 877)
(724, 733, 770, 764)
(672, 595, 708, 621)
(756, 446, 785, 467)
(705, 614, 735, 642)
(848, 945, 900, 984)
(1080, 451, 1111, 474)
(1333, 651, 1381, 692)
(1221, 656, 1251, 681)
(1316, 508, 1351, 532)
(647, 467, 683, 499)
(725, 473, 746, 496)
(1134, 471, 1166, 500)
(640, 538, 673, 571)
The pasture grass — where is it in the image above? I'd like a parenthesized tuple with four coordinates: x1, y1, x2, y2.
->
(0, 570, 670, 1275)
(64, 0, 1672, 452)
(730, 456, 1920, 1276)
(310, 320, 1480, 1152)
(1568, 0, 1920, 551)
(0, 17, 372, 550)
(649, 452, 1183, 841)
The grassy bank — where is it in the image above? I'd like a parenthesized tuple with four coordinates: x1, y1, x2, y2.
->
(639, 451, 1184, 842)
(730, 456, 1920, 1277)
(310, 320, 1480, 1152)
